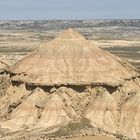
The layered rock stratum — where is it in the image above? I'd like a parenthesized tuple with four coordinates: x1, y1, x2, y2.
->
(0, 29, 140, 140)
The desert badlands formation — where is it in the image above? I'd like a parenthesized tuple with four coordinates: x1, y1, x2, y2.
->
(0, 29, 140, 140)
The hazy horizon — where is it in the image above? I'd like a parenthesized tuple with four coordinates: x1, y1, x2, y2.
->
(0, 0, 140, 20)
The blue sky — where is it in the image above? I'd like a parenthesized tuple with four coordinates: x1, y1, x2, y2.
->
(0, 0, 139, 19)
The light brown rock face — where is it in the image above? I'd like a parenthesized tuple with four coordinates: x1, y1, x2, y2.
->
(38, 93, 72, 128)
(9, 29, 138, 86)
(0, 29, 140, 140)
(0, 58, 10, 118)
(0, 58, 8, 73)
(1, 88, 48, 130)
(85, 90, 118, 134)
(119, 94, 140, 140)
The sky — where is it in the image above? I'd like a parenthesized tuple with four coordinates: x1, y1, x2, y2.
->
(0, 0, 140, 20)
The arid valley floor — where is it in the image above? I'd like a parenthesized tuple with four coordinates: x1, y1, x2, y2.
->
(0, 20, 140, 140)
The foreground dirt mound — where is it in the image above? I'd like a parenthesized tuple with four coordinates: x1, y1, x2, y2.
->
(0, 29, 140, 140)
(85, 89, 118, 133)
(0, 87, 79, 131)
(119, 94, 140, 139)
(0, 82, 139, 139)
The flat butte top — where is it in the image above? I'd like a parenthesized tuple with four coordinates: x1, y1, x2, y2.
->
(9, 29, 139, 86)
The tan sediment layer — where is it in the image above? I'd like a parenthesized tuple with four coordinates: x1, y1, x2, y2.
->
(64, 136, 117, 140)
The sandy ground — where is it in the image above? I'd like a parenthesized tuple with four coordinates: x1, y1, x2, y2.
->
(91, 40, 140, 48)
(65, 136, 117, 140)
